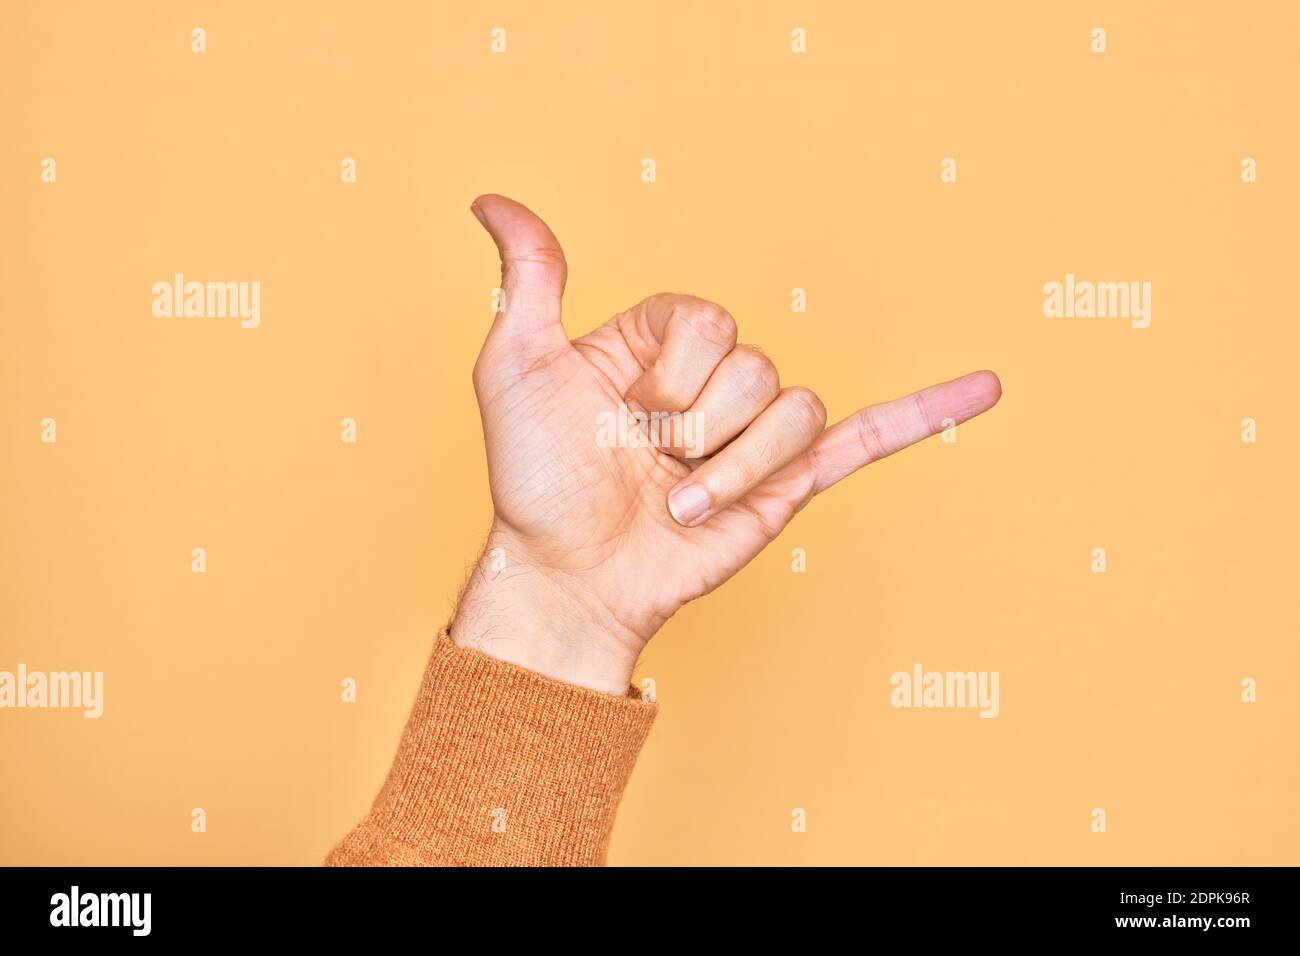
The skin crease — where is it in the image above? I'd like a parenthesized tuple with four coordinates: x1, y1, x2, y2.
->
(451, 194, 1003, 695)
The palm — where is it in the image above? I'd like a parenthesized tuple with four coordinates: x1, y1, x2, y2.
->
(478, 331, 804, 640)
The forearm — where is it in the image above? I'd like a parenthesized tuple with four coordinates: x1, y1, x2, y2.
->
(325, 547, 658, 867)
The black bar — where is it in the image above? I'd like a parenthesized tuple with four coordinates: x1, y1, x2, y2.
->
(0, 866, 1283, 942)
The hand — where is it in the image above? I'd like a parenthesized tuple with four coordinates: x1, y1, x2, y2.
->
(450, 195, 1002, 694)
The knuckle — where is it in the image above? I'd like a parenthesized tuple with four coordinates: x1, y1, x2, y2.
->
(733, 348, 781, 403)
(856, 407, 889, 460)
(678, 299, 738, 349)
(911, 391, 934, 432)
(783, 387, 827, 433)
(752, 435, 781, 469)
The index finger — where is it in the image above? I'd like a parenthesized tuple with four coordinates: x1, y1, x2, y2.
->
(619, 294, 739, 413)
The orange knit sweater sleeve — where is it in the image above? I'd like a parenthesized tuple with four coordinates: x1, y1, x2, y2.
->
(325, 629, 658, 867)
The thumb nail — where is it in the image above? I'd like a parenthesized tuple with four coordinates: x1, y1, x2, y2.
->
(668, 483, 711, 527)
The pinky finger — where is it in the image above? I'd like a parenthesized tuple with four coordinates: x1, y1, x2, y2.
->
(806, 370, 1002, 498)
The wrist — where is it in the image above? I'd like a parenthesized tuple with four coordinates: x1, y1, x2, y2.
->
(449, 523, 644, 696)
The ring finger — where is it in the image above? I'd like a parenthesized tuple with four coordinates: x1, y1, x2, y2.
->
(666, 386, 827, 527)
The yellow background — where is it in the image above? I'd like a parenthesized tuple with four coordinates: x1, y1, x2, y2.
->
(2, 0, 1297, 865)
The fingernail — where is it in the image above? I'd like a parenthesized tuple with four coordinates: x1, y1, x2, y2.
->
(668, 483, 710, 526)
(470, 202, 487, 227)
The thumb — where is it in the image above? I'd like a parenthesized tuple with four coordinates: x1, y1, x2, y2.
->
(471, 194, 569, 350)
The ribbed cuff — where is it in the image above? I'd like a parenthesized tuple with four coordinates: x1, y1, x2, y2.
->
(325, 629, 657, 867)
